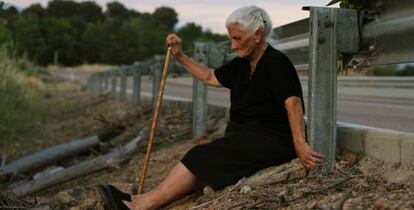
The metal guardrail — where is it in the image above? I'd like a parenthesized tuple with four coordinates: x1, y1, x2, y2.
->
(361, 0, 414, 65)
(270, 18, 310, 71)
(269, 0, 414, 68)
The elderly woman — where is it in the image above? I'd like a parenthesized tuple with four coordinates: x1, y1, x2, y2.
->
(99, 5, 323, 210)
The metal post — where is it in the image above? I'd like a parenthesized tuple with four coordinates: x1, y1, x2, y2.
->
(307, 7, 359, 170)
(104, 71, 109, 92)
(192, 43, 209, 143)
(120, 66, 128, 101)
(152, 55, 164, 109)
(97, 73, 103, 94)
(91, 74, 97, 92)
(133, 62, 142, 105)
(86, 76, 92, 92)
(111, 69, 117, 97)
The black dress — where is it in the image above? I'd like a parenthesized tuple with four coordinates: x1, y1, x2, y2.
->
(181, 45, 304, 190)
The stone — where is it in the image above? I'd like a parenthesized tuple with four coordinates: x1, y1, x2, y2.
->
(203, 186, 214, 195)
(56, 191, 76, 205)
(344, 152, 359, 165)
(240, 185, 252, 194)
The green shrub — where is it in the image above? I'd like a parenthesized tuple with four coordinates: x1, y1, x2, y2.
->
(0, 47, 44, 142)
(369, 65, 397, 76)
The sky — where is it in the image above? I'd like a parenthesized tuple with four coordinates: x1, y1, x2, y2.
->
(8, 0, 335, 34)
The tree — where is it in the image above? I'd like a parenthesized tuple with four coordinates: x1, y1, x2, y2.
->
(82, 22, 105, 63)
(177, 22, 203, 50)
(12, 14, 49, 65)
(4, 5, 18, 18)
(152, 7, 178, 30)
(23, 3, 45, 17)
(126, 17, 170, 60)
(202, 29, 227, 42)
(2, 5, 18, 24)
(177, 23, 227, 50)
(78, 1, 103, 22)
(128, 9, 141, 18)
(40, 17, 81, 65)
(45, 0, 102, 22)
(96, 16, 170, 65)
(0, 24, 11, 45)
(105, 1, 129, 20)
(46, 0, 79, 18)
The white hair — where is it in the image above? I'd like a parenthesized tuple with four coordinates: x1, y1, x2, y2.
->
(225, 6, 273, 38)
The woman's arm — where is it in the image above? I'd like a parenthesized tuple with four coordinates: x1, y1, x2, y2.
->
(166, 34, 222, 88)
(284, 96, 323, 170)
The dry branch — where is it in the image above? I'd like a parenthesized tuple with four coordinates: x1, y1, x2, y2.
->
(0, 125, 124, 180)
(248, 176, 352, 209)
(238, 159, 304, 188)
(1, 136, 99, 176)
(9, 133, 143, 197)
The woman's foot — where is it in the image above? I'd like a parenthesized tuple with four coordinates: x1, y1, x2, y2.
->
(98, 184, 131, 210)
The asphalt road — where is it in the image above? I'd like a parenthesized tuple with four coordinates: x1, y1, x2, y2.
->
(51, 69, 414, 133)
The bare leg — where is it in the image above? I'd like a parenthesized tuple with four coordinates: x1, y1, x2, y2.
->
(125, 162, 204, 210)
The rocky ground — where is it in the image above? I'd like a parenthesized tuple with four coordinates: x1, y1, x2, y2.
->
(1, 79, 414, 210)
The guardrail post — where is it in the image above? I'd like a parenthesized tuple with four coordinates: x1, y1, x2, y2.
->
(86, 76, 92, 92)
(97, 73, 103, 94)
(91, 74, 98, 92)
(192, 43, 209, 143)
(103, 71, 110, 92)
(120, 66, 128, 101)
(307, 7, 359, 170)
(152, 55, 164, 110)
(132, 62, 142, 105)
(111, 69, 117, 97)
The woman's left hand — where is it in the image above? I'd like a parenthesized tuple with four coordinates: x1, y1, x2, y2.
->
(293, 139, 323, 171)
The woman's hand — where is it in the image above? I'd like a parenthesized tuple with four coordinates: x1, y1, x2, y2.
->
(293, 139, 323, 171)
(166, 34, 183, 59)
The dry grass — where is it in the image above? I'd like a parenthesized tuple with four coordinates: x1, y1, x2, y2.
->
(21, 76, 46, 92)
(47, 64, 115, 73)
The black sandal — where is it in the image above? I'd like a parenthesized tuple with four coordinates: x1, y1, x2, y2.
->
(98, 184, 132, 210)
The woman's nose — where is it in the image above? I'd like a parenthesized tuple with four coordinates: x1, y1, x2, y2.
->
(231, 40, 237, 50)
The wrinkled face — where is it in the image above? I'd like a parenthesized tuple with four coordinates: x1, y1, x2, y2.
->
(227, 24, 258, 58)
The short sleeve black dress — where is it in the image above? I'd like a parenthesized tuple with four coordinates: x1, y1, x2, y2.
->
(181, 45, 303, 190)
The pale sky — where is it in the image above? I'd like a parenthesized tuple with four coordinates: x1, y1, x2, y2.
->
(9, 0, 335, 33)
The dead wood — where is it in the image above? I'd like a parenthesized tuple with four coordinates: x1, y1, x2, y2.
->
(248, 176, 352, 209)
(238, 159, 305, 188)
(0, 124, 124, 181)
(9, 133, 143, 197)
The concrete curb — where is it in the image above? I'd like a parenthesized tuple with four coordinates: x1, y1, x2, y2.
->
(337, 122, 414, 166)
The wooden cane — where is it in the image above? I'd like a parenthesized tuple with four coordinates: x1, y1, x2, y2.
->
(138, 47, 172, 194)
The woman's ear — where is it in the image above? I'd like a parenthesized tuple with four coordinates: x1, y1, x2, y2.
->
(254, 29, 262, 43)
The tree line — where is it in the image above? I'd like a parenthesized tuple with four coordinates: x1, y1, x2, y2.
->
(0, 0, 227, 66)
